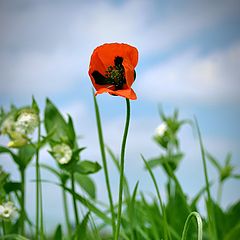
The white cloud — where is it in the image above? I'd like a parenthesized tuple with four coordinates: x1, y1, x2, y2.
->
(137, 0, 240, 55)
(137, 43, 240, 103)
(0, 0, 240, 229)
(0, 0, 239, 101)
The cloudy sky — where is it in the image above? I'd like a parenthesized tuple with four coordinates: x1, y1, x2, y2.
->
(1, 0, 240, 232)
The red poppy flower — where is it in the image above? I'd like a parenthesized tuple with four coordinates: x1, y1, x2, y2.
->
(89, 43, 138, 100)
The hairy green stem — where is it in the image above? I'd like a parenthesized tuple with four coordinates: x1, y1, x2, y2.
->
(93, 92, 116, 236)
(181, 212, 202, 240)
(114, 99, 131, 240)
(62, 184, 71, 237)
(71, 172, 79, 226)
(20, 168, 25, 236)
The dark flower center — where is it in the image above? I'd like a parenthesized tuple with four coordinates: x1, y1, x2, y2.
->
(92, 56, 126, 90)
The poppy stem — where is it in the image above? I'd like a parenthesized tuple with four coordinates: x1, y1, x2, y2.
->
(93, 92, 116, 236)
(114, 98, 131, 240)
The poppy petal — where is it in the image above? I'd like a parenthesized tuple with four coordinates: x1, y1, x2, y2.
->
(95, 87, 137, 100)
(89, 43, 138, 100)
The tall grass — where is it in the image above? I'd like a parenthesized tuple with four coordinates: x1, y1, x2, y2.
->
(0, 99, 239, 240)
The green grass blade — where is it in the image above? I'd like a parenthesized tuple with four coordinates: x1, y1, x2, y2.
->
(194, 117, 218, 240)
(106, 145, 130, 199)
(181, 211, 203, 240)
(142, 155, 171, 240)
(63, 185, 112, 225)
(92, 90, 116, 235)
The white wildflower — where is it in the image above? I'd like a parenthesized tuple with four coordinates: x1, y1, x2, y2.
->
(155, 122, 168, 137)
(52, 143, 72, 164)
(0, 201, 17, 220)
(15, 110, 39, 135)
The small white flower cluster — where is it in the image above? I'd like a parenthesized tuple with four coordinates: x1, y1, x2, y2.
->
(0, 201, 17, 221)
(0, 109, 39, 148)
(15, 110, 39, 135)
(52, 143, 72, 165)
(155, 122, 168, 137)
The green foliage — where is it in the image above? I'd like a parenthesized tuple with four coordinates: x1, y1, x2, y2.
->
(53, 224, 62, 240)
(0, 98, 239, 240)
(149, 107, 189, 175)
(73, 212, 90, 239)
(75, 174, 96, 199)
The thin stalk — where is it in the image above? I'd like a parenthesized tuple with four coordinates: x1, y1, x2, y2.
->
(114, 99, 131, 240)
(62, 183, 71, 237)
(181, 211, 202, 240)
(106, 146, 131, 199)
(217, 182, 223, 205)
(35, 124, 40, 240)
(2, 220, 6, 235)
(20, 168, 25, 235)
(39, 166, 44, 239)
(165, 163, 191, 213)
(195, 118, 217, 240)
(143, 156, 171, 240)
(71, 172, 79, 226)
(93, 92, 116, 235)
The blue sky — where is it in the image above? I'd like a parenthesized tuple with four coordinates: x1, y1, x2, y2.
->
(0, 0, 240, 232)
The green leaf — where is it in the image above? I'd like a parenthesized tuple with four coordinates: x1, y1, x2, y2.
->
(53, 224, 62, 240)
(147, 153, 183, 172)
(211, 200, 226, 239)
(0, 146, 21, 166)
(4, 181, 21, 194)
(224, 223, 240, 240)
(40, 163, 61, 178)
(190, 182, 213, 210)
(75, 174, 96, 199)
(18, 144, 36, 169)
(67, 114, 77, 147)
(44, 98, 69, 144)
(233, 174, 240, 179)
(128, 181, 139, 237)
(166, 185, 192, 238)
(74, 212, 90, 239)
(31, 96, 40, 114)
(225, 201, 240, 233)
(147, 157, 162, 169)
(75, 160, 101, 175)
(0, 234, 30, 240)
(225, 152, 232, 166)
(206, 152, 221, 172)
(40, 163, 69, 184)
